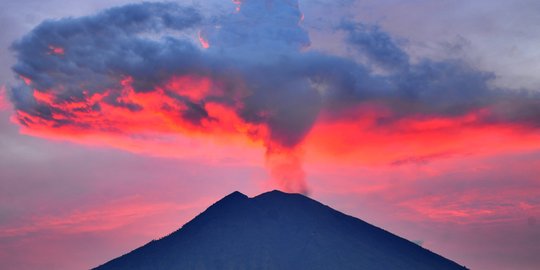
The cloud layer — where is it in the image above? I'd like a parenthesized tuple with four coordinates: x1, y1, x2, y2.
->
(9, 0, 540, 193)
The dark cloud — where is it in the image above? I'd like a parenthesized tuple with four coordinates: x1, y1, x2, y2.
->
(341, 21, 410, 70)
(11, 2, 206, 124)
(337, 20, 540, 126)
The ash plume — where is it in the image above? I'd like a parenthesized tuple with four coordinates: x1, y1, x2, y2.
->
(9, 0, 540, 193)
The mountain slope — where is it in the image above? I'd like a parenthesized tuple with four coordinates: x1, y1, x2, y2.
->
(93, 190, 468, 270)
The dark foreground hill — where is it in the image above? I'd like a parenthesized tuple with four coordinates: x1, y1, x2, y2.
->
(93, 190, 468, 270)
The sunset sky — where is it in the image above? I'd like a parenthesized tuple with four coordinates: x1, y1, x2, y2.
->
(1, 0, 540, 269)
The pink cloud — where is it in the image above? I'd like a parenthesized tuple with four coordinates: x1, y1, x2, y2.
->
(0, 196, 211, 238)
(0, 85, 8, 111)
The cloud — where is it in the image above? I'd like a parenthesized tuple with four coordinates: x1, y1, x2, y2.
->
(0, 85, 8, 111)
(341, 21, 410, 70)
(8, 0, 540, 193)
(0, 198, 198, 237)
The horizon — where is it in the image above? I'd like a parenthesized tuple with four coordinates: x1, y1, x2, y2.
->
(1, 0, 540, 269)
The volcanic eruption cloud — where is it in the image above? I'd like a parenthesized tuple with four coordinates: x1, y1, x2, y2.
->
(8, 0, 540, 194)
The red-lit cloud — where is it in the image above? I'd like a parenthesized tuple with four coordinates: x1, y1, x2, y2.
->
(48, 45, 65, 55)
(0, 85, 8, 111)
(16, 75, 264, 162)
(305, 108, 540, 166)
(198, 31, 210, 49)
(0, 197, 202, 238)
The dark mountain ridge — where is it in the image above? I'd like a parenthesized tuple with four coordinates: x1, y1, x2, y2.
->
(93, 190, 468, 270)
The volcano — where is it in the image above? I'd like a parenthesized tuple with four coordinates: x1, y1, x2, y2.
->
(93, 190, 468, 270)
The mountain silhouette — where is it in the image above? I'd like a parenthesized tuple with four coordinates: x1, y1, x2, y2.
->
(93, 190, 468, 270)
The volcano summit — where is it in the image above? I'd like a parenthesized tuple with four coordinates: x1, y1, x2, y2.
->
(94, 190, 467, 270)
